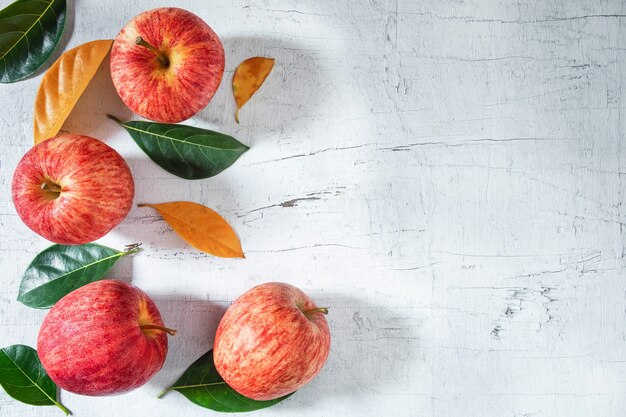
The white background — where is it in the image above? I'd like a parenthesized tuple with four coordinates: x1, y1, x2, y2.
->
(1, 0, 626, 416)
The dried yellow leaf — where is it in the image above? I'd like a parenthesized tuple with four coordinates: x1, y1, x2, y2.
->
(140, 201, 245, 258)
(233, 57, 275, 123)
(33, 39, 113, 144)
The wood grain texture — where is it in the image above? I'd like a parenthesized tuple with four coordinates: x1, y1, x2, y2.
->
(1, 0, 625, 416)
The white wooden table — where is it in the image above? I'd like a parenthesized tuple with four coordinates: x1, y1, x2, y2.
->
(2, 1, 626, 416)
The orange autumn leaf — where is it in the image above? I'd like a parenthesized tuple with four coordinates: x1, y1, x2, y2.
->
(34, 39, 113, 144)
(140, 201, 245, 258)
(232, 57, 275, 123)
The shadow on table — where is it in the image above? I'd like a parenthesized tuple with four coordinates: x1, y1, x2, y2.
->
(145, 292, 414, 410)
(46, 0, 76, 66)
(277, 292, 418, 410)
(59, 21, 389, 410)
(62, 54, 133, 139)
(146, 296, 227, 392)
(103, 265, 405, 408)
(110, 154, 245, 251)
(63, 35, 327, 148)
(194, 35, 326, 148)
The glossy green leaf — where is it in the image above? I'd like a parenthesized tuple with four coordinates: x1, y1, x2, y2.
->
(0, 345, 70, 415)
(108, 115, 249, 180)
(18, 243, 140, 309)
(158, 349, 293, 412)
(0, 0, 67, 83)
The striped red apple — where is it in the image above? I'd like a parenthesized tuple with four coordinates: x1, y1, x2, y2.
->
(11, 134, 134, 244)
(213, 282, 331, 400)
(37, 280, 175, 396)
(110, 7, 225, 123)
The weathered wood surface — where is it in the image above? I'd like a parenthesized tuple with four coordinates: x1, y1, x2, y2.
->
(1, 0, 625, 416)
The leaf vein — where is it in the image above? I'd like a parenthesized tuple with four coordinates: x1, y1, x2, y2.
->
(0, 348, 55, 405)
(0, 0, 56, 61)
(123, 123, 243, 152)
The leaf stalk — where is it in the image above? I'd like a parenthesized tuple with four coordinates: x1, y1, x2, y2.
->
(106, 114, 123, 124)
(53, 399, 71, 415)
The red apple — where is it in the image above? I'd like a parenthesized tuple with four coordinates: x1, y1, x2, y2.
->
(11, 134, 134, 244)
(110, 7, 225, 123)
(37, 280, 175, 396)
(213, 282, 331, 401)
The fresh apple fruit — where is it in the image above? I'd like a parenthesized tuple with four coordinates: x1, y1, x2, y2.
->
(213, 282, 331, 400)
(11, 134, 134, 244)
(37, 280, 175, 396)
(110, 7, 225, 123)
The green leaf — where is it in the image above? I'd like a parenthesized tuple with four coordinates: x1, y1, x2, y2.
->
(0, 0, 67, 83)
(18, 243, 140, 309)
(0, 345, 70, 415)
(108, 115, 249, 180)
(158, 349, 293, 412)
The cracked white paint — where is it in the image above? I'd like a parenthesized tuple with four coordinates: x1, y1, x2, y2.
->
(1, 0, 625, 416)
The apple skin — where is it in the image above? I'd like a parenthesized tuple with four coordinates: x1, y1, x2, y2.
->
(213, 282, 331, 401)
(11, 134, 134, 244)
(110, 7, 225, 123)
(37, 280, 171, 396)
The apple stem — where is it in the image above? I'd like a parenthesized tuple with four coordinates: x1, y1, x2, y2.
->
(124, 243, 142, 255)
(302, 307, 329, 318)
(135, 36, 170, 67)
(40, 183, 62, 193)
(140, 324, 177, 336)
